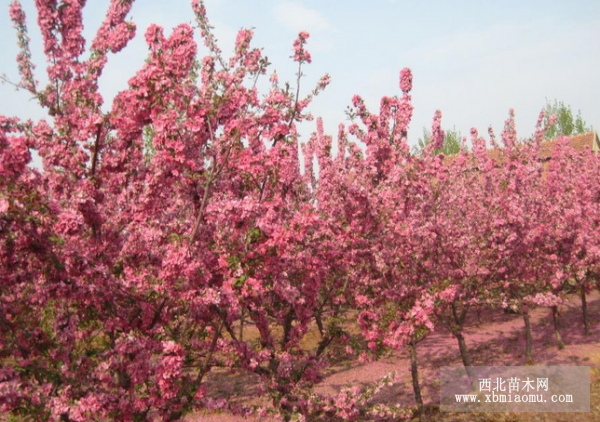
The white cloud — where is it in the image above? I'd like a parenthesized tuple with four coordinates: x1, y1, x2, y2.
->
(274, 1, 331, 32)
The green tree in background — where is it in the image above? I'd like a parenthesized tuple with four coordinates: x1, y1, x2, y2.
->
(543, 99, 590, 139)
(414, 126, 463, 156)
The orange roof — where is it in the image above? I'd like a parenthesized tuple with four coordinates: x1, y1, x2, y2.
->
(538, 131, 599, 160)
(443, 131, 599, 166)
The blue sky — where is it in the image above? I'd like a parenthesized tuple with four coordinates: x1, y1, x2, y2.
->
(1, 0, 599, 148)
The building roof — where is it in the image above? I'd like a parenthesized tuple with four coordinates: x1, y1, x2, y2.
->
(443, 131, 599, 166)
(538, 131, 599, 160)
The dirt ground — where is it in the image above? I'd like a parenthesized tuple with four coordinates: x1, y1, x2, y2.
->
(192, 291, 600, 421)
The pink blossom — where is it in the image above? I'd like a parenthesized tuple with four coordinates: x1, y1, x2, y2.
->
(399, 67, 412, 93)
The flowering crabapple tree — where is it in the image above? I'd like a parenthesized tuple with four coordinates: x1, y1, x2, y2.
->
(0, 1, 377, 421)
(336, 69, 485, 420)
(570, 152, 600, 336)
(480, 110, 596, 362)
(477, 111, 554, 364)
(542, 138, 600, 338)
(540, 138, 582, 349)
(341, 69, 438, 420)
(293, 116, 412, 422)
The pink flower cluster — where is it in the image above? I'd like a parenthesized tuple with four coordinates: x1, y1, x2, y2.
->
(293, 31, 312, 63)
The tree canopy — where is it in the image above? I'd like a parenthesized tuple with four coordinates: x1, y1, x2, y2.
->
(414, 126, 463, 156)
(542, 99, 590, 139)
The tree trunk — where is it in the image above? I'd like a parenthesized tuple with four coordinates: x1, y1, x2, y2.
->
(453, 331, 477, 390)
(409, 341, 426, 421)
(581, 290, 590, 336)
(523, 311, 533, 364)
(449, 303, 476, 390)
(551, 306, 565, 350)
(239, 309, 245, 341)
(315, 310, 324, 337)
